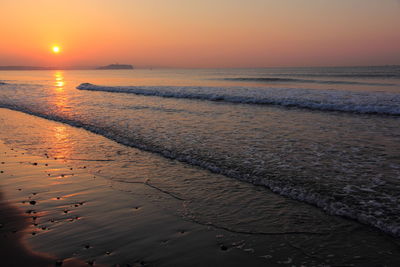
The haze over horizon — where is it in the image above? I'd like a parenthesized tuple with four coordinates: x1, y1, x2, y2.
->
(1, 0, 399, 68)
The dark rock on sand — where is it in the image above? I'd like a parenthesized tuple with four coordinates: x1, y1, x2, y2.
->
(220, 245, 228, 251)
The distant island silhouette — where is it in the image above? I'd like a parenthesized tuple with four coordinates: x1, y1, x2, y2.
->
(97, 64, 134, 70)
(0, 64, 134, 71)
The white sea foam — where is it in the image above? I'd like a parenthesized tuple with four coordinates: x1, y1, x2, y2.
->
(224, 77, 397, 86)
(77, 83, 400, 115)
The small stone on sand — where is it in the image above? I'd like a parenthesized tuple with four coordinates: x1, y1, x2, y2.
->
(220, 245, 228, 251)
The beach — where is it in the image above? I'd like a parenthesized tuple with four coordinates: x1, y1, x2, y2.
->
(2, 0, 400, 265)
(1, 104, 400, 266)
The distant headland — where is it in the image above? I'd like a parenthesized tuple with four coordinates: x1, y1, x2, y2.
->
(0, 64, 134, 71)
(96, 64, 134, 70)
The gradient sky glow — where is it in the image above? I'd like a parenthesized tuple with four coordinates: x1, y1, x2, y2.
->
(1, 0, 399, 68)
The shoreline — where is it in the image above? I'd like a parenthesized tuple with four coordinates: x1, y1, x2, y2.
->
(1, 108, 400, 266)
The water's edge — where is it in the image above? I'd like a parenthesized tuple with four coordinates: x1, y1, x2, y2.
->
(1, 106, 398, 238)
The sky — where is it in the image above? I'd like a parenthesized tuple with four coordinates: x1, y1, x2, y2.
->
(0, 0, 399, 68)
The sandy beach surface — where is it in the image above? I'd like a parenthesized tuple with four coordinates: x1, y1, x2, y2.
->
(1, 108, 400, 266)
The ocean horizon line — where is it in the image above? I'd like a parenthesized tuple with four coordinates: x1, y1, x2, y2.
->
(0, 64, 399, 71)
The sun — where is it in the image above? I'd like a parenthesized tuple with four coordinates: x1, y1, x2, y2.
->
(52, 46, 61, 54)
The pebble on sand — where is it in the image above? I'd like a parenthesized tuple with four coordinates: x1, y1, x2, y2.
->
(220, 245, 228, 251)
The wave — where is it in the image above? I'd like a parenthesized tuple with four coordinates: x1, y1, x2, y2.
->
(224, 77, 397, 86)
(275, 73, 400, 79)
(270, 67, 400, 79)
(1, 104, 400, 237)
(0, 81, 7, 85)
(77, 83, 400, 116)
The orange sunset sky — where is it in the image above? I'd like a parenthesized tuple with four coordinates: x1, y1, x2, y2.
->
(0, 0, 399, 68)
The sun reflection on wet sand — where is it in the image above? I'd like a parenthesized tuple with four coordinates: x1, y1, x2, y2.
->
(50, 125, 73, 160)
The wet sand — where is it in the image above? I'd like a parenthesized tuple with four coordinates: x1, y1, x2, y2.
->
(0, 144, 100, 267)
(0, 190, 55, 267)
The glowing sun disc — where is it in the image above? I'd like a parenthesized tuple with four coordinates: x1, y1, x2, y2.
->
(52, 46, 61, 54)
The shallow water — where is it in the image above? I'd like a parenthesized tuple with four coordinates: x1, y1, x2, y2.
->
(0, 66, 399, 238)
(1, 109, 400, 266)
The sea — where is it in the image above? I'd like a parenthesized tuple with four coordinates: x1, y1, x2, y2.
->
(0, 65, 399, 239)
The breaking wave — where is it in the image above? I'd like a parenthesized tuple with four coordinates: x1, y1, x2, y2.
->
(77, 83, 400, 116)
(223, 77, 397, 86)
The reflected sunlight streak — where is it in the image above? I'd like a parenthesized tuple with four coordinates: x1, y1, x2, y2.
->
(54, 72, 65, 92)
(48, 71, 74, 159)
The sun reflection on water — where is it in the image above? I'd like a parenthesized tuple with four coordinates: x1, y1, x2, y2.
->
(52, 71, 70, 113)
(54, 71, 65, 92)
